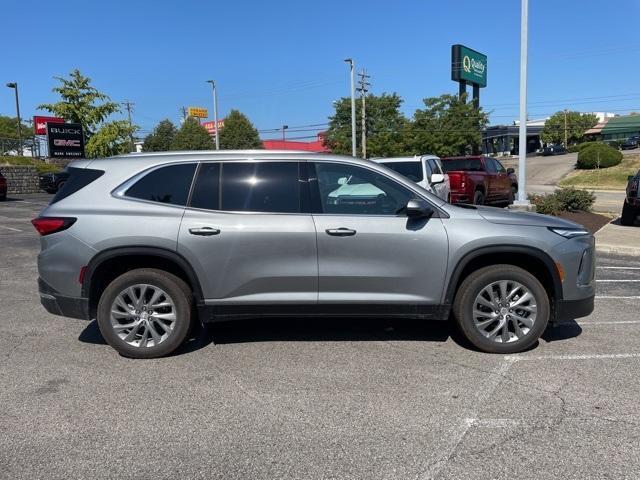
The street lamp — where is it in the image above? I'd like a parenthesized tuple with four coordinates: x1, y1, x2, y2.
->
(344, 58, 356, 157)
(6, 82, 22, 156)
(206, 80, 220, 150)
(282, 125, 288, 141)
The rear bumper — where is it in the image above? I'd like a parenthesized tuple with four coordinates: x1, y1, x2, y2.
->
(449, 193, 470, 204)
(38, 277, 90, 320)
(555, 295, 594, 322)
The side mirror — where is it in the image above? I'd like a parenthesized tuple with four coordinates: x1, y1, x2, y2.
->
(430, 173, 445, 185)
(507, 168, 515, 175)
(405, 199, 434, 218)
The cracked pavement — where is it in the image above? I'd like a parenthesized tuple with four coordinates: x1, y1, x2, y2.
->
(1, 194, 639, 479)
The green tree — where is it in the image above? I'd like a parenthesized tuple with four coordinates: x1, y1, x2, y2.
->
(540, 111, 598, 145)
(325, 93, 410, 157)
(38, 69, 120, 137)
(142, 119, 177, 152)
(408, 94, 488, 157)
(85, 120, 138, 158)
(0, 116, 34, 154)
(171, 117, 214, 150)
(218, 109, 262, 149)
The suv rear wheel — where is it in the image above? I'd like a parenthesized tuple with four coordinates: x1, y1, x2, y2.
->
(453, 264, 550, 353)
(97, 268, 192, 358)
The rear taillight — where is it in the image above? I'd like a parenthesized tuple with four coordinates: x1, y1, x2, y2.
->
(31, 217, 76, 236)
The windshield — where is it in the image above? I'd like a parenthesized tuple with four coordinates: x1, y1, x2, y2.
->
(381, 161, 424, 182)
(441, 158, 483, 172)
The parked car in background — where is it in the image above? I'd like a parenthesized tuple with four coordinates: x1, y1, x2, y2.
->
(542, 144, 567, 156)
(621, 136, 640, 150)
(373, 155, 451, 201)
(39, 170, 70, 194)
(0, 171, 7, 200)
(440, 156, 517, 206)
(32, 151, 594, 358)
(621, 170, 640, 226)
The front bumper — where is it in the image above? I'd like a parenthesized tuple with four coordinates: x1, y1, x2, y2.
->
(555, 295, 594, 322)
(38, 277, 90, 320)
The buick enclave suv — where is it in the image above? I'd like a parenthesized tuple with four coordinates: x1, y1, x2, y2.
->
(33, 151, 595, 358)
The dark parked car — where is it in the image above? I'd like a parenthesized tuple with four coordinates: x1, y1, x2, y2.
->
(39, 170, 70, 194)
(542, 144, 567, 156)
(621, 136, 640, 150)
(0, 171, 7, 200)
(621, 170, 640, 226)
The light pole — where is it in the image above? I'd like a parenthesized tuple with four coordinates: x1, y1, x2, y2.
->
(206, 80, 220, 150)
(515, 0, 530, 206)
(281, 125, 288, 141)
(6, 82, 22, 156)
(344, 58, 356, 157)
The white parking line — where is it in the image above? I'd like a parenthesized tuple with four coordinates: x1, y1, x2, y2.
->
(596, 279, 640, 282)
(596, 296, 640, 299)
(561, 320, 640, 325)
(0, 225, 22, 232)
(598, 267, 640, 270)
(506, 353, 640, 361)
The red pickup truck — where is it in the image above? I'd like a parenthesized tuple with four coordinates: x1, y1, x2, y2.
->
(441, 156, 518, 206)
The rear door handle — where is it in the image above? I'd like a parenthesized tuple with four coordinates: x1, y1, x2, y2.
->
(325, 228, 356, 237)
(189, 227, 220, 236)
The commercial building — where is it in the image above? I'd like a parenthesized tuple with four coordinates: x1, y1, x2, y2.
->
(262, 132, 330, 152)
(482, 119, 546, 156)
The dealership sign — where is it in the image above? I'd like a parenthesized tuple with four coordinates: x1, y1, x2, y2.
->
(188, 106, 209, 118)
(47, 123, 85, 158)
(33, 115, 65, 135)
(203, 119, 225, 135)
(451, 44, 487, 88)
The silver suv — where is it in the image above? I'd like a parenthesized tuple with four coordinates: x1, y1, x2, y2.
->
(33, 151, 595, 358)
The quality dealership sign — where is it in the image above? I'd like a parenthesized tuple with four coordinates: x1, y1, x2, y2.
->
(451, 44, 487, 88)
(46, 123, 85, 158)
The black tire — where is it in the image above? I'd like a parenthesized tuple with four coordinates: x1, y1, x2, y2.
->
(97, 268, 193, 359)
(453, 264, 550, 354)
(473, 190, 485, 205)
(621, 201, 638, 226)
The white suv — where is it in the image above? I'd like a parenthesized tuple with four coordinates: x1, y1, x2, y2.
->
(374, 155, 450, 201)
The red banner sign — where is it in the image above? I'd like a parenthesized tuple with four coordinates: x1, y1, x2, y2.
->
(34, 116, 65, 135)
(202, 119, 225, 135)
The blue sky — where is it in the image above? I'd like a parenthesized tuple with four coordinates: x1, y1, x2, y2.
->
(3, 0, 640, 139)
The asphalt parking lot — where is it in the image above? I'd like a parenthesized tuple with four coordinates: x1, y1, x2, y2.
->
(1, 194, 639, 480)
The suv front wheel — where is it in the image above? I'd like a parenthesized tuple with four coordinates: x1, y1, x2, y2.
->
(453, 265, 550, 353)
(97, 268, 193, 359)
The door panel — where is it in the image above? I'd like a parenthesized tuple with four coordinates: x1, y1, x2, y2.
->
(178, 161, 318, 304)
(310, 161, 449, 304)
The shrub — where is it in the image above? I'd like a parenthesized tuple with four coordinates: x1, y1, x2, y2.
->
(554, 187, 595, 212)
(576, 143, 623, 169)
(568, 141, 600, 153)
(528, 193, 563, 216)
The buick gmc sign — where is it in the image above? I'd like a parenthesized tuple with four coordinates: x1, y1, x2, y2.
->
(47, 122, 85, 158)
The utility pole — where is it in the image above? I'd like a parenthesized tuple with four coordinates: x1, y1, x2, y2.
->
(357, 68, 371, 159)
(514, 0, 530, 207)
(206, 80, 220, 150)
(281, 125, 288, 141)
(6, 82, 22, 156)
(123, 100, 135, 152)
(344, 58, 357, 157)
(564, 109, 568, 147)
(181, 107, 187, 122)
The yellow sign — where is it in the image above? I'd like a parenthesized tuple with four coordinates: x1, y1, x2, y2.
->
(187, 107, 208, 118)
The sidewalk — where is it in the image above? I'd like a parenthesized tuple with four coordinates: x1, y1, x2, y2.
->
(595, 219, 640, 256)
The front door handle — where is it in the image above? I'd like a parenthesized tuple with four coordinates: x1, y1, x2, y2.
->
(189, 227, 220, 236)
(326, 228, 356, 237)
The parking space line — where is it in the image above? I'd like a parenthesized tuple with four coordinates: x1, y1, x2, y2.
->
(506, 353, 640, 361)
(598, 267, 640, 270)
(596, 280, 640, 282)
(0, 226, 22, 232)
(560, 320, 640, 325)
(596, 296, 640, 299)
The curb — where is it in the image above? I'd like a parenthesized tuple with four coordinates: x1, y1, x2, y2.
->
(596, 244, 640, 257)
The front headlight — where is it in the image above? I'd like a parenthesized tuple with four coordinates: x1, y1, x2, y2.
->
(548, 227, 589, 238)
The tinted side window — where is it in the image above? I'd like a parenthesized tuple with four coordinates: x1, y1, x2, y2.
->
(190, 163, 220, 210)
(51, 167, 104, 204)
(428, 158, 443, 175)
(312, 162, 414, 215)
(493, 159, 506, 173)
(484, 158, 497, 173)
(381, 161, 423, 182)
(126, 163, 196, 206)
(221, 162, 300, 213)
